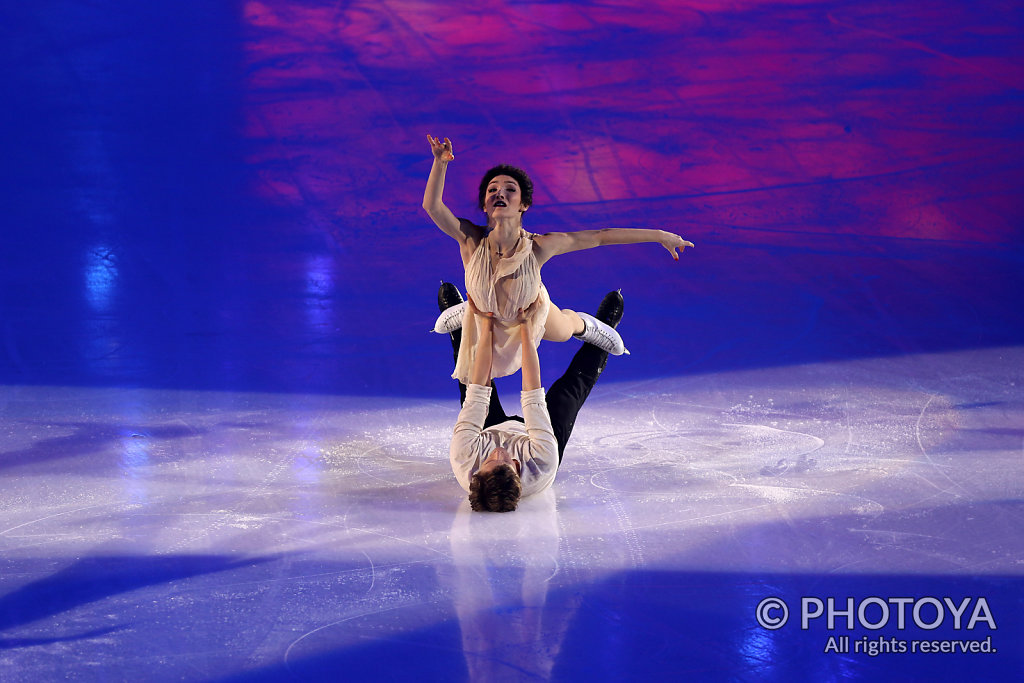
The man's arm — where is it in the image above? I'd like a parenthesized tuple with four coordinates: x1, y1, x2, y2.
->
(518, 386, 558, 489)
(518, 313, 557, 468)
(469, 302, 493, 386)
(450, 300, 497, 491)
(520, 317, 541, 392)
(450, 384, 492, 492)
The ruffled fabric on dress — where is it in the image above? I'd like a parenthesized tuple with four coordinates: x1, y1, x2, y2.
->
(453, 229, 550, 383)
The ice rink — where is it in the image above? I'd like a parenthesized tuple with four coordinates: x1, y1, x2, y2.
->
(3, 347, 1022, 679)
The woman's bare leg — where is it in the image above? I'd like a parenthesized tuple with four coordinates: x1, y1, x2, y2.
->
(542, 302, 585, 342)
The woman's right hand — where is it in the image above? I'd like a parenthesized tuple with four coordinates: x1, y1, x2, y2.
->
(427, 134, 454, 162)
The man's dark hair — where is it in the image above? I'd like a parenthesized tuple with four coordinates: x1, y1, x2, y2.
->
(468, 464, 522, 512)
(477, 165, 534, 211)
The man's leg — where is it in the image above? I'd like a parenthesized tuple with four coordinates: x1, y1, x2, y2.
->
(439, 282, 516, 428)
(545, 290, 624, 461)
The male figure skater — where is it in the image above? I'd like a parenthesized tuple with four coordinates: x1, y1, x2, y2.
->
(439, 283, 623, 512)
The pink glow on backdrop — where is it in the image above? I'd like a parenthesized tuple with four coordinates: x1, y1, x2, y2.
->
(239, 0, 1022, 245)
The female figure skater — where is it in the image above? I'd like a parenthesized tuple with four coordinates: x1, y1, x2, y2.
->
(423, 135, 693, 384)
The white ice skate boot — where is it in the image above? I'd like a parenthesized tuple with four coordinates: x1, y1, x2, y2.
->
(433, 301, 466, 333)
(574, 312, 629, 355)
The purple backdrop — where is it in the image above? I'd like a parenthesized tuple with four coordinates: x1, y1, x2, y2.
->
(2, 0, 1022, 395)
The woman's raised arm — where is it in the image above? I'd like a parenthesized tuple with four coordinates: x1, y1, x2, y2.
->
(422, 135, 468, 242)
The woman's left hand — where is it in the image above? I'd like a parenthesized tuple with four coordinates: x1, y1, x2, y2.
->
(659, 231, 695, 261)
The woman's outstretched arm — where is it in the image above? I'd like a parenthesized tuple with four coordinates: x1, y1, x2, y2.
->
(533, 228, 694, 265)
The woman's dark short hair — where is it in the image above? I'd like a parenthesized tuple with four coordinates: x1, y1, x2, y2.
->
(468, 464, 522, 512)
(477, 165, 534, 211)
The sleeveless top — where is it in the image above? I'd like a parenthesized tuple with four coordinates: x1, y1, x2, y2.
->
(452, 225, 550, 383)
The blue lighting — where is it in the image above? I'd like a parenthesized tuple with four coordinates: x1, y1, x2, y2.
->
(84, 246, 118, 312)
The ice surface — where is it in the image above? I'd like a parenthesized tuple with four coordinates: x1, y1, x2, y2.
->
(2, 347, 1021, 680)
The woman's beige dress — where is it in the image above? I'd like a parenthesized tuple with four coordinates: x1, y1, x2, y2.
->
(452, 229, 551, 383)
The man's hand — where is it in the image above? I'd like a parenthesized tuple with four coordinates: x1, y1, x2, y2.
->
(467, 295, 493, 318)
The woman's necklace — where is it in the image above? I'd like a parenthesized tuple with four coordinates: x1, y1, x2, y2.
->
(493, 233, 521, 259)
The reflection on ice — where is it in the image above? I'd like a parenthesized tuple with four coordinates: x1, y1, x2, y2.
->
(446, 492, 575, 681)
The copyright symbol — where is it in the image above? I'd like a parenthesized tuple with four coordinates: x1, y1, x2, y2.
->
(756, 597, 789, 629)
